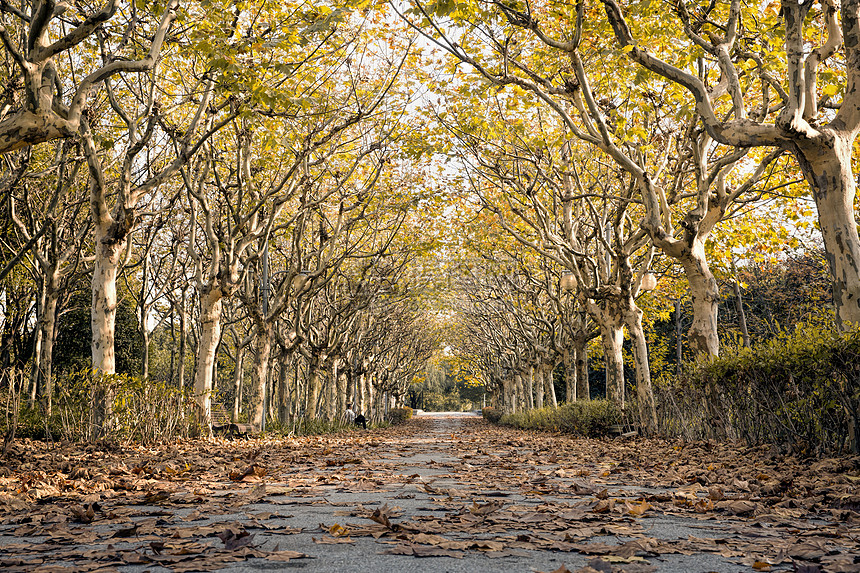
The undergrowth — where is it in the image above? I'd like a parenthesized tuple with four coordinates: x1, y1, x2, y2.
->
(658, 322, 860, 455)
(484, 400, 621, 437)
(3, 370, 195, 445)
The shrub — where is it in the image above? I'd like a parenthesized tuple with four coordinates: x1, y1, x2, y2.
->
(658, 322, 860, 455)
(388, 406, 413, 424)
(553, 400, 622, 437)
(482, 406, 503, 423)
(483, 401, 621, 437)
(495, 400, 621, 437)
(11, 369, 196, 444)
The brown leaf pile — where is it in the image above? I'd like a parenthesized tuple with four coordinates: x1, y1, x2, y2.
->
(1, 415, 858, 572)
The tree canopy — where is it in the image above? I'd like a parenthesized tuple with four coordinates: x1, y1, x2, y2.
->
(0, 0, 852, 445)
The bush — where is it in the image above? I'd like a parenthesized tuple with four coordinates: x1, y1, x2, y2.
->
(482, 406, 503, 423)
(268, 418, 353, 436)
(388, 406, 413, 424)
(483, 401, 621, 437)
(7, 370, 196, 444)
(552, 400, 622, 437)
(658, 322, 860, 455)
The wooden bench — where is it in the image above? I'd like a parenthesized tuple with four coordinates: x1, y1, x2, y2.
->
(608, 424, 638, 437)
(211, 402, 255, 438)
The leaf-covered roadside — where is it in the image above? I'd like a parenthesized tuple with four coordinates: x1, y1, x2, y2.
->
(1, 415, 859, 572)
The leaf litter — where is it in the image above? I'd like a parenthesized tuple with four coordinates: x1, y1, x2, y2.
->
(0, 415, 858, 572)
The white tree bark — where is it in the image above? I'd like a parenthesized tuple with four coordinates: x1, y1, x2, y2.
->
(798, 137, 860, 326)
(37, 276, 59, 416)
(193, 287, 223, 432)
(526, 367, 536, 410)
(503, 377, 514, 413)
(677, 243, 720, 356)
(563, 349, 574, 402)
(231, 346, 245, 423)
(91, 228, 123, 375)
(305, 355, 323, 420)
(597, 320, 625, 411)
(249, 323, 272, 430)
(625, 305, 658, 434)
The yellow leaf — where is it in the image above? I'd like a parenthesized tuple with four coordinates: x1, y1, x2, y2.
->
(823, 84, 838, 97)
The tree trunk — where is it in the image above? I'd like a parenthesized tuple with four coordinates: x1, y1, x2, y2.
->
(595, 314, 625, 410)
(543, 363, 558, 408)
(535, 365, 544, 409)
(91, 237, 123, 375)
(678, 244, 720, 356)
(141, 329, 150, 380)
(91, 227, 124, 435)
(373, 381, 383, 423)
(335, 360, 347, 418)
(306, 356, 322, 420)
(231, 346, 245, 422)
(674, 299, 683, 376)
(502, 377, 513, 412)
(574, 332, 589, 401)
(193, 287, 223, 432)
(345, 366, 355, 412)
(178, 292, 188, 389)
(526, 367, 536, 410)
(140, 261, 150, 380)
(625, 304, 658, 434)
(29, 280, 44, 407)
(513, 374, 524, 413)
(249, 322, 272, 430)
(563, 349, 574, 402)
(364, 376, 372, 421)
(38, 290, 59, 418)
(277, 355, 291, 425)
(795, 132, 860, 328)
(356, 371, 366, 414)
(733, 279, 751, 348)
(324, 359, 336, 420)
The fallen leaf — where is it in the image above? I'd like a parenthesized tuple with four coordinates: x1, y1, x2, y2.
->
(217, 528, 255, 550)
(624, 500, 651, 517)
(592, 499, 615, 513)
(268, 550, 312, 561)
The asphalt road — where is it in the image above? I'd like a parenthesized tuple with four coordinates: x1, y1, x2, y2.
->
(221, 412, 741, 573)
(3, 411, 843, 573)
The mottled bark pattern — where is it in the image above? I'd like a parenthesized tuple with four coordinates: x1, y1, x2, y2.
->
(250, 323, 272, 430)
(91, 231, 123, 375)
(794, 132, 860, 327)
(193, 287, 223, 432)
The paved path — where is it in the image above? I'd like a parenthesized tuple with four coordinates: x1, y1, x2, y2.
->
(1, 412, 857, 572)
(229, 411, 739, 573)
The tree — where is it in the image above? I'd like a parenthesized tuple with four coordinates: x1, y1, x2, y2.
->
(401, 0, 799, 358)
(0, 0, 179, 152)
(437, 92, 658, 428)
(601, 0, 860, 328)
(9, 140, 89, 414)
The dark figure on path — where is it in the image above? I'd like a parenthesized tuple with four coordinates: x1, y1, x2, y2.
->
(354, 413, 367, 429)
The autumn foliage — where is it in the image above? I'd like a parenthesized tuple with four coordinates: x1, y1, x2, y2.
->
(486, 401, 622, 438)
(387, 407, 414, 424)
